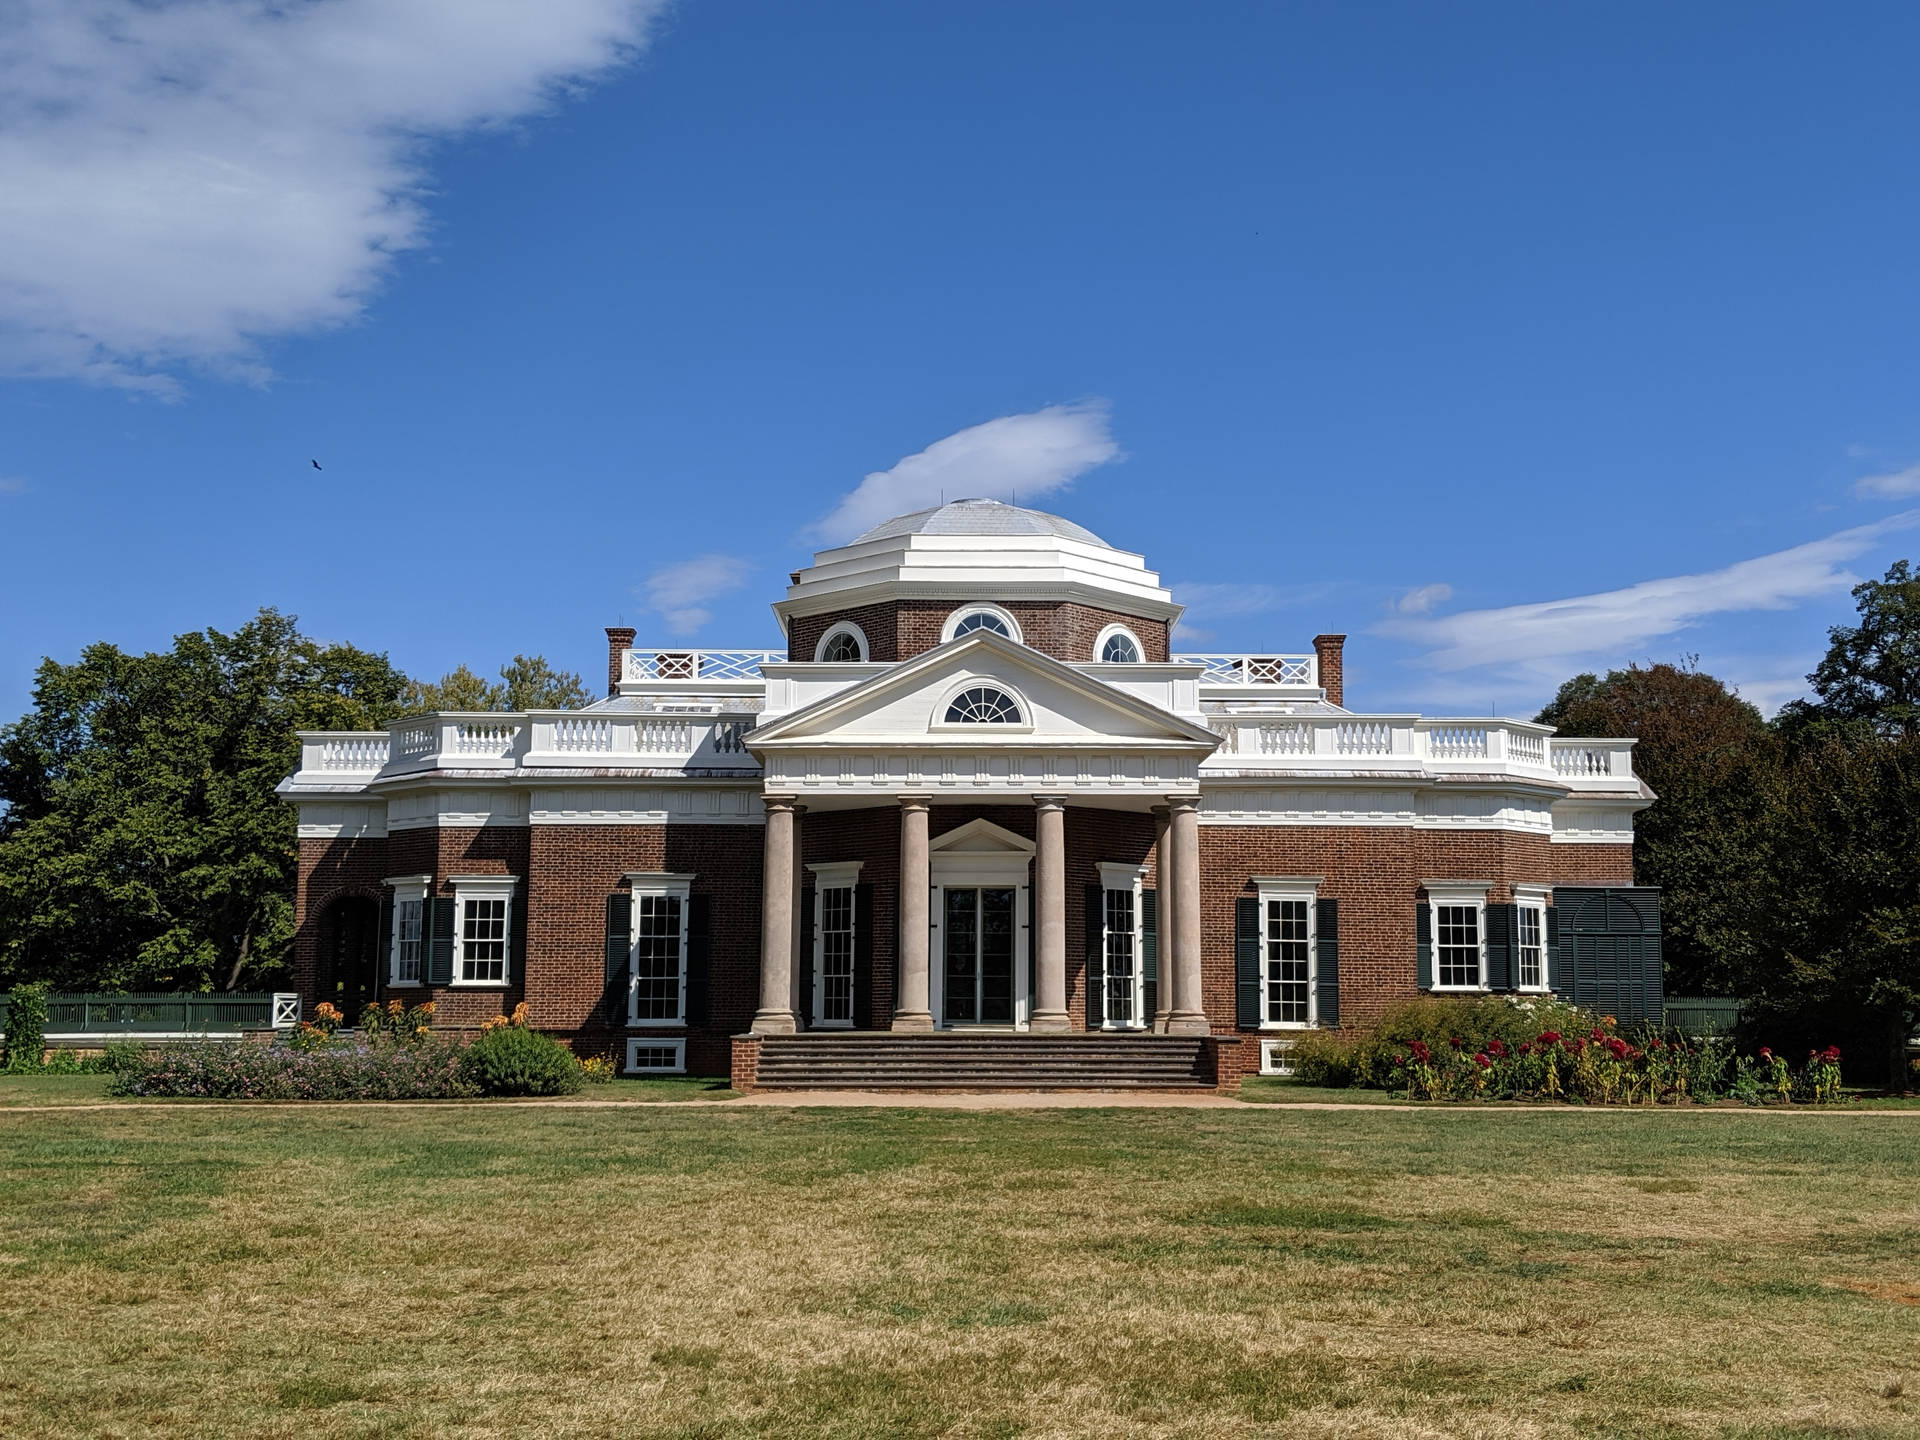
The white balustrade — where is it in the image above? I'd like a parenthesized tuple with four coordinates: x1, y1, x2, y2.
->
(1508, 730, 1547, 766)
(314, 735, 389, 771)
(640, 720, 696, 754)
(1336, 721, 1393, 756)
(552, 716, 615, 753)
(1176, 653, 1318, 687)
(1551, 741, 1629, 778)
(395, 724, 436, 760)
(1259, 722, 1314, 756)
(454, 722, 521, 758)
(1425, 724, 1488, 761)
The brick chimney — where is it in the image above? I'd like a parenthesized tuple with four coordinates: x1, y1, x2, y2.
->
(1313, 634, 1346, 708)
(605, 627, 635, 696)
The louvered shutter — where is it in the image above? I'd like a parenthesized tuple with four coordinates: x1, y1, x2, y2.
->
(1141, 889, 1158, 1026)
(853, 884, 875, 1029)
(1084, 885, 1105, 1029)
(1546, 904, 1573, 1000)
(376, 891, 394, 1001)
(1235, 896, 1262, 1028)
(508, 885, 527, 990)
(603, 894, 631, 1023)
(427, 896, 456, 986)
(1315, 897, 1339, 1028)
(685, 894, 710, 1024)
(1416, 902, 1433, 990)
(1485, 903, 1515, 991)
(798, 887, 815, 1030)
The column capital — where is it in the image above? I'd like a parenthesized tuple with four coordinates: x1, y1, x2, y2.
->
(762, 793, 799, 813)
(1032, 794, 1068, 811)
(1166, 794, 1201, 815)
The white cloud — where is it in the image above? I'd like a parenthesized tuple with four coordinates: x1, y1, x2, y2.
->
(0, 476, 26, 495)
(807, 402, 1121, 544)
(1392, 582, 1452, 616)
(642, 554, 752, 637)
(0, 0, 667, 396)
(1383, 512, 1920, 674)
(1853, 463, 1920, 499)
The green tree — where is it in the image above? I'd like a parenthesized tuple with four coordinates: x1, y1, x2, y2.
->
(1788, 560, 1920, 738)
(0, 609, 408, 992)
(1536, 661, 1778, 997)
(401, 654, 589, 713)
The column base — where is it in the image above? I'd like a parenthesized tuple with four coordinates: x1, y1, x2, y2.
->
(1167, 1012, 1210, 1037)
(750, 1009, 798, 1035)
(890, 1010, 935, 1033)
(1028, 1009, 1072, 1033)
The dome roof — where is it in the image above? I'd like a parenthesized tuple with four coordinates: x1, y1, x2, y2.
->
(852, 498, 1112, 548)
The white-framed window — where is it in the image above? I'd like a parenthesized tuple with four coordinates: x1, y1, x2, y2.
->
(1259, 1038, 1297, 1075)
(1515, 887, 1550, 992)
(1094, 623, 1144, 664)
(809, 860, 863, 1028)
(942, 603, 1023, 645)
(383, 874, 431, 986)
(1097, 862, 1146, 1029)
(450, 876, 517, 986)
(1256, 879, 1320, 1027)
(1426, 884, 1489, 991)
(625, 1038, 687, 1074)
(943, 686, 1023, 724)
(626, 872, 694, 1026)
(814, 622, 869, 663)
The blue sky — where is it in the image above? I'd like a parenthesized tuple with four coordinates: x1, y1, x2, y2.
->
(4, 1, 1920, 720)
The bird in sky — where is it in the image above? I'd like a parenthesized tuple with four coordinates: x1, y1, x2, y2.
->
(311, 460, 321, 470)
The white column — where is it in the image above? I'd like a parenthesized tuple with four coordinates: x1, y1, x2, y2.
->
(752, 797, 798, 1034)
(1167, 796, 1208, 1036)
(1152, 804, 1174, 1034)
(891, 797, 935, 1031)
(1030, 795, 1070, 1033)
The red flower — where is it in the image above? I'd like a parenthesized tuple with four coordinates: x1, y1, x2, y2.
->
(1518, 1042, 1533, 1056)
(1410, 1041, 1432, 1064)
(1590, 1027, 1606, 1041)
(1393, 1053, 1407, 1068)
(1538, 1031, 1562, 1046)
(1487, 1039, 1509, 1058)
(1821, 1045, 1842, 1063)
(1604, 1037, 1630, 1060)
(1449, 1035, 1464, 1050)
(1649, 1037, 1665, 1051)
(1474, 1053, 1492, 1069)
(1759, 1047, 1773, 1062)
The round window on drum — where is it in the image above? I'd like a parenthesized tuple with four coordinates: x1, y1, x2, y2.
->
(952, 610, 1011, 639)
(944, 687, 1023, 725)
(820, 630, 862, 662)
(1100, 631, 1142, 664)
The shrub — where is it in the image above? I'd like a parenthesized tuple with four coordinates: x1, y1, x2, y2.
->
(459, 1024, 584, 1097)
(1289, 1029, 1365, 1087)
(99, 1041, 149, 1074)
(3, 981, 50, 1072)
(108, 1036, 480, 1100)
(580, 1054, 616, 1085)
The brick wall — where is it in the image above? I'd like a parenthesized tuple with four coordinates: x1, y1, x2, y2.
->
(1551, 843, 1636, 886)
(801, 805, 902, 1024)
(789, 600, 1171, 664)
(293, 835, 390, 1002)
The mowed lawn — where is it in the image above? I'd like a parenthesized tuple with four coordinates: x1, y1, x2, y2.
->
(1, 1098, 1917, 1438)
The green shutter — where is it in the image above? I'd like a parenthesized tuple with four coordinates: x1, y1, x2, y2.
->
(376, 891, 394, 1002)
(1485, 903, 1515, 991)
(604, 894, 632, 1023)
(1315, 897, 1339, 1028)
(798, 887, 815, 1030)
(1234, 896, 1262, 1029)
(1140, 889, 1158, 1026)
(1084, 885, 1105, 1030)
(508, 884, 527, 990)
(427, 896, 456, 986)
(685, 894, 710, 1024)
(853, 884, 875, 1030)
(1416, 902, 1433, 990)
(1546, 903, 1573, 1000)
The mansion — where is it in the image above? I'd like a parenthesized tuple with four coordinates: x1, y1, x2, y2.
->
(280, 499, 1660, 1090)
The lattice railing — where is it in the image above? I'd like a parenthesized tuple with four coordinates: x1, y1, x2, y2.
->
(1176, 653, 1317, 686)
(624, 649, 784, 682)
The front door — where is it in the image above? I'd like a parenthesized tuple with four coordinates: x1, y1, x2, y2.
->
(943, 886, 1016, 1025)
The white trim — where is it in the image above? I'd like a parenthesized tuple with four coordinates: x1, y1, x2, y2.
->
(1514, 890, 1551, 993)
(814, 621, 870, 663)
(1426, 884, 1489, 992)
(1255, 879, 1321, 1029)
(1093, 623, 1144, 664)
(931, 677, 1033, 732)
(1096, 862, 1148, 1030)
(626, 873, 694, 1028)
(1259, 1037, 1297, 1076)
(940, 602, 1024, 645)
(449, 876, 517, 988)
(624, 1037, 687, 1074)
(929, 840, 1032, 1030)
(383, 875, 431, 987)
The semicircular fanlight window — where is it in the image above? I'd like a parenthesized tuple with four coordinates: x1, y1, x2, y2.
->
(1100, 632, 1142, 664)
(944, 687, 1022, 724)
(952, 610, 1012, 638)
(821, 630, 862, 662)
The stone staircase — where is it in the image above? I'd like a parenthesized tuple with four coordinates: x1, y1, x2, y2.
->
(751, 1032, 1214, 1092)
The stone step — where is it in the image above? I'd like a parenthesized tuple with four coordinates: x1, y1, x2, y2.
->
(752, 1034, 1213, 1091)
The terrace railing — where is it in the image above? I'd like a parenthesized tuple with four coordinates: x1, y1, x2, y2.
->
(1200, 718, 1630, 783)
(623, 649, 786, 684)
(1175, 653, 1318, 688)
(0, 991, 300, 1040)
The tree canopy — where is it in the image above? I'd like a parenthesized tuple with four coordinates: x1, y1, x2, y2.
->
(401, 654, 590, 714)
(0, 610, 407, 992)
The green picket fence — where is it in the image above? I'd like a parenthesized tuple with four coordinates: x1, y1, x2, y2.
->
(0, 991, 293, 1038)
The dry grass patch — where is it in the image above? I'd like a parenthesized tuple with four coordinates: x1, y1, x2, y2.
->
(0, 1105, 1917, 1437)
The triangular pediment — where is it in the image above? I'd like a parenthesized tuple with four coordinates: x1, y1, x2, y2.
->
(748, 631, 1220, 751)
(929, 818, 1035, 855)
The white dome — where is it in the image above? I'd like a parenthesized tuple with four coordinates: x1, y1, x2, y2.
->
(853, 498, 1112, 548)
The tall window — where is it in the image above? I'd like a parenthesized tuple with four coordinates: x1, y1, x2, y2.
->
(1517, 902, 1546, 990)
(460, 897, 508, 984)
(1264, 898, 1312, 1025)
(1436, 904, 1482, 989)
(1104, 886, 1137, 1027)
(633, 894, 685, 1022)
(819, 886, 855, 1025)
(392, 898, 423, 985)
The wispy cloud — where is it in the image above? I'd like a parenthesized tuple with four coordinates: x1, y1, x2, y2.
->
(0, 476, 27, 496)
(1392, 583, 1452, 616)
(0, 0, 667, 397)
(642, 554, 752, 638)
(807, 402, 1121, 544)
(1853, 463, 1920, 499)
(1383, 512, 1920, 675)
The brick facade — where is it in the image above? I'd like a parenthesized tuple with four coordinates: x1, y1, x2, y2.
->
(789, 600, 1171, 665)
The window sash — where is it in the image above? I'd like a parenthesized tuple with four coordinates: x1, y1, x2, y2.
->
(819, 885, 855, 1024)
(1264, 897, 1312, 1025)
(1435, 903, 1481, 989)
(1103, 886, 1137, 1027)
(392, 899, 423, 985)
(632, 894, 685, 1022)
(1516, 903, 1545, 990)
(458, 896, 508, 984)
